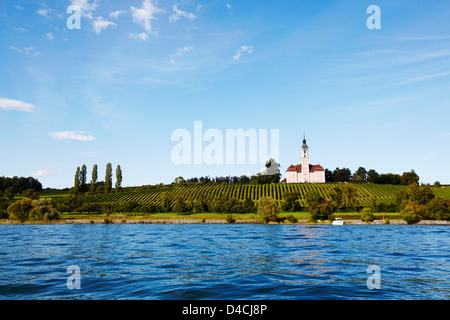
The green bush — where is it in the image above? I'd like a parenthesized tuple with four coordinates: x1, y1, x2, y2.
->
(285, 214, 298, 223)
(308, 202, 335, 222)
(361, 207, 375, 222)
(282, 192, 302, 212)
(401, 202, 425, 224)
(402, 213, 421, 225)
(257, 197, 279, 224)
(225, 215, 235, 224)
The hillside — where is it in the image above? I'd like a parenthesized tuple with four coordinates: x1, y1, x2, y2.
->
(80, 183, 415, 207)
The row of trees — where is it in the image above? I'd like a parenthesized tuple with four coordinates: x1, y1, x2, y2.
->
(73, 163, 122, 194)
(177, 173, 281, 186)
(397, 184, 450, 224)
(0, 176, 42, 195)
(179, 168, 418, 186)
(325, 167, 420, 185)
(2, 198, 59, 222)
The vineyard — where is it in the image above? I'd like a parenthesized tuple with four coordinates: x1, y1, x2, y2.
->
(81, 183, 409, 207)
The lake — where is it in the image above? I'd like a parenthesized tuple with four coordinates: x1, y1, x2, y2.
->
(0, 224, 449, 300)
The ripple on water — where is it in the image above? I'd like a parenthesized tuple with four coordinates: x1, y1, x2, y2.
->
(0, 224, 449, 299)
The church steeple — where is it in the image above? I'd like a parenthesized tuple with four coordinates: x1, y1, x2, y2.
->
(301, 132, 309, 181)
(302, 132, 308, 149)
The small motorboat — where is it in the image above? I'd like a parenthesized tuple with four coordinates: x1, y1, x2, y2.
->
(332, 218, 345, 225)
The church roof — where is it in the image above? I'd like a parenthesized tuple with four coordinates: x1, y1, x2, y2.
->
(286, 164, 325, 173)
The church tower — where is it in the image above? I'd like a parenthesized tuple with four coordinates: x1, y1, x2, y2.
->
(301, 134, 309, 182)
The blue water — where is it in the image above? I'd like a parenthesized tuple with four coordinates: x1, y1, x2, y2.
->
(0, 224, 449, 300)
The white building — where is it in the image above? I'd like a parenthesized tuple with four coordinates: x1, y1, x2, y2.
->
(283, 136, 325, 183)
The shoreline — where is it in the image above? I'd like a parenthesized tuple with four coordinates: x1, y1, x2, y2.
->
(0, 219, 449, 225)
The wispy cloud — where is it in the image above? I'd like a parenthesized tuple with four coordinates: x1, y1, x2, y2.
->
(9, 45, 41, 56)
(174, 45, 193, 56)
(130, 0, 164, 34)
(109, 10, 126, 19)
(37, 8, 51, 18)
(169, 4, 196, 22)
(129, 32, 148, 41)
(31, 163, 59, 177)
(0, 97, 38, 113)
(424, 153, 436, 160)
(70, 0, 98, 20)
(233, 45, 254, 60)
(14, 27, 28, 33)
(93, 16, 116, 34)
(398, 35, 450, 42)
(395, 70, 450, 86)
(49, 131, 95, 141)
(46, 32, 54, 40)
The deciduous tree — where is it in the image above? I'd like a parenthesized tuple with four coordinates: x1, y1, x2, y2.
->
(115, 165, 122, 193)
(105, 163, 112, 193)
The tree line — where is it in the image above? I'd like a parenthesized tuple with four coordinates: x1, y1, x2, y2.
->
(72, 163, 122, 195)
(1, 183, 449, 224)
(0, 176, 42, 195)
(176, 173, 281, 186)
(325, 167, 420, 185)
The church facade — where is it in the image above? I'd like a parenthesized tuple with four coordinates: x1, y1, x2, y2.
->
(284, 136, 325, 183)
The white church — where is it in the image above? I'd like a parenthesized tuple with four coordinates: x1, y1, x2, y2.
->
(282, 136, 326, 183)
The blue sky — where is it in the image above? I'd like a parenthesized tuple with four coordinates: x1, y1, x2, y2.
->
(1, 0, 450, 188)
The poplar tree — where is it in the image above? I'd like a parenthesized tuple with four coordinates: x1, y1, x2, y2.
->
(90, 164, 98, 194)
(74, 166, 81, 194)
(80, 164, 87, 192)
(115, 165, 122, 193)
(105, 163, 112, 193)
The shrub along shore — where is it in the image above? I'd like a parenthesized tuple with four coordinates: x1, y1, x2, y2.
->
(1, 215, 449, 225)
(1, 183, 449, 225)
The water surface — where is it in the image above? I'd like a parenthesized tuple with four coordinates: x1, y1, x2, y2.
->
(0, 224, 448, 299)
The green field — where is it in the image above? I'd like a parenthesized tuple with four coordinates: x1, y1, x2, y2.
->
(78, 183, 417, 207)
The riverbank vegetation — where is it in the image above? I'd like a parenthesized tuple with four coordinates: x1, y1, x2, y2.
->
(1, 181, 449, 224)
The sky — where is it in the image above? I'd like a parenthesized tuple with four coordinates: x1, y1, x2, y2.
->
(1, 0, 450, 189)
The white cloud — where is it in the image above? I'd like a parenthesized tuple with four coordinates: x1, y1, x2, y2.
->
(169, 4, 196, 22)
(32, 168, 54, 177)
(70, 0, 98, 20)
(31, 163, 59, 177)
(129, 32, 149, 41)
(109, 10, 126, 19)
(93, 16, 116, 34)
(233, 45, 254, 60)
(0, 97, 38, 113)
(130, 0, 164, 34)
(49, 131, 96, 141)
(14, 27, 28, 33)
(9, 45, 41, 56)
(396, 71, 450, 85)
(227, 3, 231, 9)
(14, 5, 24, 11)
(37, 8, 51, 18)
(46, 32, 54, 40)
(174, 45, 193, 56)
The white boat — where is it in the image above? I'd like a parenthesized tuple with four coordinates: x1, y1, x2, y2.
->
(332, 218, 345, 225)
